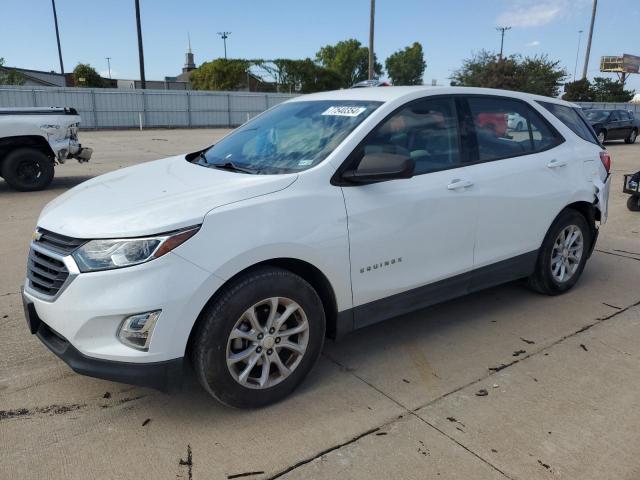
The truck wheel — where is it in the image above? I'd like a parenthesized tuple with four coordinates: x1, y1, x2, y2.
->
(190, 266, 326, 408)
(625, 129, 637, 144)
(628, 195, 640, 212)
(528, 209, 592, 295)
(1, 148, 54, 191)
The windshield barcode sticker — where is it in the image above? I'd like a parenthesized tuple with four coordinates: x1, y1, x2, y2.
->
(321, 106, 367, 117)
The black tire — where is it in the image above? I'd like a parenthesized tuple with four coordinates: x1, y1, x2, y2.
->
(628, 195, 640, 212)
(624, 129, 637, 144)
(516, 121, 524, 132)
(528, 209, 592, 295)
(190, 266, 326, 408)
(596, 129, 607, 145)
(1, 148, 54, 191)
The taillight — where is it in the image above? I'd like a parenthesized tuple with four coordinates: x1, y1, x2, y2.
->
(599, 151, 611, 174)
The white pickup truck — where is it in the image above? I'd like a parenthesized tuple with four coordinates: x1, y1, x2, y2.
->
(0, 107, 92, 191)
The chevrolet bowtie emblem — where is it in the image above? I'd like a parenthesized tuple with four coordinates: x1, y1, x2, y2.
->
(32, 230, 43, 242)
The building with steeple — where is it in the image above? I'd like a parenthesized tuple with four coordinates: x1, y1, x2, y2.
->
(177, 35, 196, 83)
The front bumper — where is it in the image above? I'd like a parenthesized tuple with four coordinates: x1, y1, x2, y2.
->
(23, 295, 183, 391)
(51, 138, 93, 163)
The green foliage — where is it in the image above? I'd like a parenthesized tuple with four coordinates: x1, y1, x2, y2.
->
(562, 79, 595, 101)
(450, 50, 567, 97)
(563, 77, 635, 102)
(591, 77, 635, 102)
(190, 59, 250, 91)
(258, 58, 342, 93)
(0, 57, 26, 85)
(385, 42, 426, 85)
(73, 63, 104, 87)
(315, 39, 382, 88)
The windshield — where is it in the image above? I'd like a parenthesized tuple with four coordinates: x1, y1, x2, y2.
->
(584, 110, 611, 123)
(195, 100, 381, 174)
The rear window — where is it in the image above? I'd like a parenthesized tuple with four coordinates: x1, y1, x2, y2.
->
(537, 101, 599, 145)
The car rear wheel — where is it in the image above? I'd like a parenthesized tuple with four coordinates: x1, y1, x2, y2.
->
(190, 266, 325, 408)
(528, 209, 592, 295)
(628, 195, 640, 212)
(597, 130, 607, 144)
(1, 148, 54, 191)
(625, 129, 637, 144)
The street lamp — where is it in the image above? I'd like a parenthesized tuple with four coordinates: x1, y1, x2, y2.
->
(217, 32, 231, 59)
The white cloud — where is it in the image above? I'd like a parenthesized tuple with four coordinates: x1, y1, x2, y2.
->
(525, 40, 541, 47)
(497, 1, 567, 27)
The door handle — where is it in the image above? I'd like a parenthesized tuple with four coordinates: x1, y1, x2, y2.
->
(547, 159, 568, 169)
(447, 179, 474, 190)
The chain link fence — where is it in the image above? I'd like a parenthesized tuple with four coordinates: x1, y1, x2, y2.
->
(0, 86, 297, 129)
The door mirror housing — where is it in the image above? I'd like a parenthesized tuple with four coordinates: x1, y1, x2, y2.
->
(342, 153, 415, 184)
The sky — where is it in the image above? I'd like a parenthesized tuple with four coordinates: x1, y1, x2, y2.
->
(1, 0, 639, 92)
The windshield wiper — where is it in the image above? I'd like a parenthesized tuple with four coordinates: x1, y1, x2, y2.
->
(209, 161, 259, 174)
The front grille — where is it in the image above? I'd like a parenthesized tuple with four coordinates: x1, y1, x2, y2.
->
(27, 248, 70, 296)
(35, 228, 86, 256)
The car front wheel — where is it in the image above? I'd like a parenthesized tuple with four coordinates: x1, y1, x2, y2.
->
(625, 129, 637, 144)
(191, 267, 326, 408)
(528, 209, 592, 295)
(597, 130, 607, 144)
(628, 195, 640, 212)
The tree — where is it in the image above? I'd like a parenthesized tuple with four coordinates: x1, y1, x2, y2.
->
(450, 50, 567, 97)
(258, 58, 342, 93)
(0, 57, 25, 85)
(73, 63, 104, 87)
(591, 77, 635, 102)
(190, 59, 250, 91)
(562, 79, 595, 101)
(316, 39, 382, 88)
(385, 42, 426, 85)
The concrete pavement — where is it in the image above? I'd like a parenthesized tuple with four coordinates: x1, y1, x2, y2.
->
(1, 129, 639, 479)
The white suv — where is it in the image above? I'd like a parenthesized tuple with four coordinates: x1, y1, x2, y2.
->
(22, 87, 611, 408)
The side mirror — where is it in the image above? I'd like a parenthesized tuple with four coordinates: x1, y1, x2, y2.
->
(342, 153, 415, 184)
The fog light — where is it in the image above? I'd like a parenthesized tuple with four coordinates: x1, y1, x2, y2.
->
(117, 310, 161, 351)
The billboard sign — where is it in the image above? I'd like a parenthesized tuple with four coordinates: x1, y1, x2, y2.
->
(622, 54, 640, 74)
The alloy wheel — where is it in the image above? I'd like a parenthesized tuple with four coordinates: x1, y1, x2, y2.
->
(550, 225, 584, 283)
(226, 297, 309, 389)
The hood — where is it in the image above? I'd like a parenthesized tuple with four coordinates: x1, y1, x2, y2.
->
(38, 155, 297, 238)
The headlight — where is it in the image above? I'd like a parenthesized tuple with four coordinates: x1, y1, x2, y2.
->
(72, 226, 199, 272)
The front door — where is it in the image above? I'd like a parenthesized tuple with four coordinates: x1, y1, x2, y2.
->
(340, 96, 477, 328)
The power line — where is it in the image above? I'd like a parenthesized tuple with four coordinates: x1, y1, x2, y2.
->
(496, 26, 511, 60)
(217, 32, 231, 60)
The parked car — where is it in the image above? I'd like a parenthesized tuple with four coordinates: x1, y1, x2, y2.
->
(351, 79, 391, 88)
(583, 109, 638, 144)
(507, 112, 527, 131)
(0, 107, 92, 191)
(23, 87, 611, 408)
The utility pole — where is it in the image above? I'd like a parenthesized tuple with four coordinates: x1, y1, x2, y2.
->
(105, 57, 112, 79)
(134, 0, 146, 89)
(51, 0, 64, 75)
(368, 0, 375, 80)
(573, 30, 583, 81)
(496, 26, 511, 60)
(582, 0, 597, 80)
(217, 32, 231, 59)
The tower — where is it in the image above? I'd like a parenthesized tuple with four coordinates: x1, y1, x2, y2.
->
(183, 34, 195, 73)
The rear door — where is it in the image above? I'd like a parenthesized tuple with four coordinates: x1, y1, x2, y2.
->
(340, 96, 478, 327)
(460, 95, 569, 288)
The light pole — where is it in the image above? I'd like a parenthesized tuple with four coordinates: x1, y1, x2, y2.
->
(496, 26, 511, 60)
(105, 57, 112, 79)
(368, 0, 375, 80)
(573, 30, 583, 81)
(51, 0, 64, 75)
(582, 0, 597, 80)
(134, 0, 146, 89)
(217, 32, 231, 59)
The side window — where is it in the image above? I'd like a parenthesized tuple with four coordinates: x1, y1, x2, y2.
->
(360, 97, 460, 175)
(611, 111, 621, 122)
(537, 101, 599, 145)
(467, 97, 560, 162)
